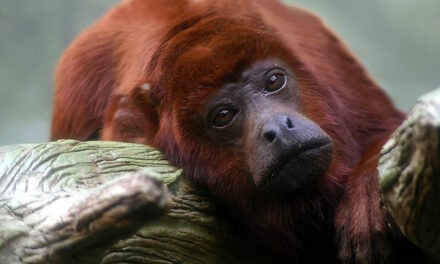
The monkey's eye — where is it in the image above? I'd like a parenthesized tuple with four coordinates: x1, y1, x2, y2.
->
(210, 106, 239, 128)
(265, 73, 286, 93)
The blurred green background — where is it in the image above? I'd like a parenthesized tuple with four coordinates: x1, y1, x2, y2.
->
(0, 0, 439, 145)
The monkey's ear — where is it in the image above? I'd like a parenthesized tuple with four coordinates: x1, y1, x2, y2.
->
(130, 83, 160, 109)
(101, 83, 159, 144)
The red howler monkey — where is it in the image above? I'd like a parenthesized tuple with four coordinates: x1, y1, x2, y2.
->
(51, 0, 406, 263)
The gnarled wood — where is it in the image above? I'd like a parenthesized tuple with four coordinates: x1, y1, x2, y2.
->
(379, 88, 440, 259)
(0, 140, 268, 264)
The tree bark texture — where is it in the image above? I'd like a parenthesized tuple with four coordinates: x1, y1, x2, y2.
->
(0, 140, 267, 264)
(379, 88, 440, 260)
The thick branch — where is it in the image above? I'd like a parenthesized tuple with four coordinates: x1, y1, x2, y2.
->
(379, 88, 440, 259)
(0, 140, 267, 264)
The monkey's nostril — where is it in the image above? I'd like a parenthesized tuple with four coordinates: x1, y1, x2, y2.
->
(286, 117, 294, 129)
(264, 130, 277, 143)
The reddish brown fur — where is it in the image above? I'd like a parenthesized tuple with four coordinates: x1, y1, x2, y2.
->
(52, 0, 405, 262)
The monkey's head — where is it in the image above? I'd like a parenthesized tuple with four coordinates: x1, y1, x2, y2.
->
(105, 14, 334, 202)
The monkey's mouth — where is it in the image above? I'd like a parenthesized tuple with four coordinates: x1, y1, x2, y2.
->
(259, 139, 333, 195)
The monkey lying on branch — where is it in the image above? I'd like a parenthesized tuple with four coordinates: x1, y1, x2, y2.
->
(1, 89, 439, 263)
(4, 0, 438, 263)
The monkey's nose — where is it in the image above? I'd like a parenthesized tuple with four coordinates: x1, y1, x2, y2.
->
(262, 115, 294, 144)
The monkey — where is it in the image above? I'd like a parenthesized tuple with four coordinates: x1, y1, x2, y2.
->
(52, 1, 406, 262)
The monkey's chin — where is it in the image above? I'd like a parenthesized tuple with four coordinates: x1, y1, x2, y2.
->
(259, 143, 333, 196)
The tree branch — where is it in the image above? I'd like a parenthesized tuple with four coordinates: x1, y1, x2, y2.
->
(379, 88, 440, 260)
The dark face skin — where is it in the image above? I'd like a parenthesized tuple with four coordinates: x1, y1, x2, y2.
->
(200, 58, 333, 196)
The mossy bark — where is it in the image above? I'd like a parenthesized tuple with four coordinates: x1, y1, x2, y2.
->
(0, 140, 268, 264)
(379, 89, 440, 260)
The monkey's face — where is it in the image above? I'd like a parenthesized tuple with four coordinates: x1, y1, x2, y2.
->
(153, 58, 332, 200)
(149, 16, 333, 200)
